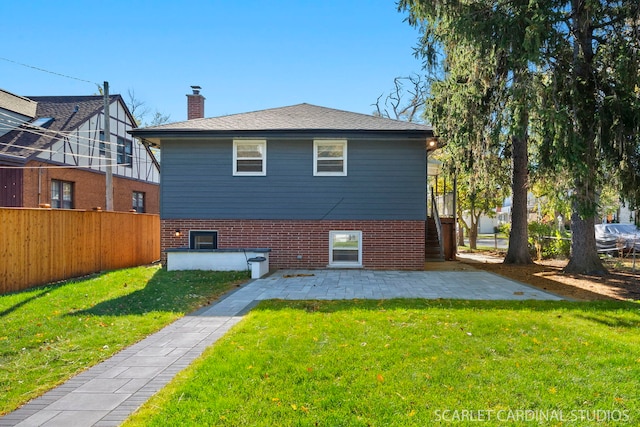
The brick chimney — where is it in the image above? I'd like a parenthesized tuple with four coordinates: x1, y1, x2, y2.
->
(187, 86, 205, 120)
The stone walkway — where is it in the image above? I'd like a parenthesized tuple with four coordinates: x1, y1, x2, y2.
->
(1, 269, 563, 427)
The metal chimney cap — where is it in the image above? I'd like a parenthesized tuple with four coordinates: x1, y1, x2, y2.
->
(190, 85, 202, 95)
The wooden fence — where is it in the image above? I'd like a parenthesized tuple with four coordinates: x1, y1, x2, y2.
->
(0, 208, 160, 294)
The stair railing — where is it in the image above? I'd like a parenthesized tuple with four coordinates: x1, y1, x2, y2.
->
(430, 188, 445, 260)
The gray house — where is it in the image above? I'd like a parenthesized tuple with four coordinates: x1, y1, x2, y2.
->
(131, 95, 435, 270)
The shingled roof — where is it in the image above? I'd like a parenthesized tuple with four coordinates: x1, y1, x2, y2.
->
(0, 89, 37, 118)
(0, 95, 128, 161)
(131, 103, 433, 145)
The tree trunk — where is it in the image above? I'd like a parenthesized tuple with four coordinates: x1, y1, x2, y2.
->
(504, 125, 533, 264)
(564, 0, 607, 275)
(504, 67, 532, 264)
(564, 178, 606, 275)
(457, 221, 465, 246)
(469, 212, 479, 250)
(564, 209, 606, 275)
(469, 226, 478, 250)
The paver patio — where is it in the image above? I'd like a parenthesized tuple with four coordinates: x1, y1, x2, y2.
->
(0, 268, 563, 427)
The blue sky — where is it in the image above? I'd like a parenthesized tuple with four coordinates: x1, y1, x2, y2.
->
(1, 0, 423, 124)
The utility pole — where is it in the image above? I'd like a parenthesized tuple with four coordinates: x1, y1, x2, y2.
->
(103, 81, 113, 211)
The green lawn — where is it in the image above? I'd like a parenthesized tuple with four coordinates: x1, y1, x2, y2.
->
(0, 265, 249, 415)
(124, 299, 640, 426)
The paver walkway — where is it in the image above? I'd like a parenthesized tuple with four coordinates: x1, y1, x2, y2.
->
(1, 269, 563, 427)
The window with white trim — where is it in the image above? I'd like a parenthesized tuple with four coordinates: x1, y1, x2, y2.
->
(233, 140, 266, 176)
(329, 231, 362, 267)
(314, 140, 347, 176)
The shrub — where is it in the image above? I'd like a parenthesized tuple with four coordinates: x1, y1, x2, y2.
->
(496, 222, 511, 237)
(528, 221, 571, 260)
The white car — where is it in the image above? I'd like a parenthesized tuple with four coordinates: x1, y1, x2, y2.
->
(595, 223, 640, 252)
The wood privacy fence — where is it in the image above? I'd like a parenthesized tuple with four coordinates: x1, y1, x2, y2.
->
(0, 208, 160, 294)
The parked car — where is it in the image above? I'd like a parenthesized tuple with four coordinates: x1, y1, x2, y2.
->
(595, 223, 640, 252)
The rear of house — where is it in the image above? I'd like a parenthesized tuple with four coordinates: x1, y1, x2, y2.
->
(131, 98, 434, 270)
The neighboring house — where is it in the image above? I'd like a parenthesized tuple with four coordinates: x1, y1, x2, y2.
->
(130, 94, 435, 270)
(0, 89, 159, 212)
(466, 193, 638, 235)
(461, 193, 539, 235)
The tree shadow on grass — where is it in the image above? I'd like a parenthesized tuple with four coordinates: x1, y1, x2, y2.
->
(573, 312, 640, 328)
(0, 288, 51, 317)
(73, 269, 249, 317)
(0, 271, 109, 318)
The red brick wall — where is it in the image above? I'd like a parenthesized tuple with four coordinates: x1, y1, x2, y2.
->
(162, 219, 425, 270)
(22, 160, 159, 213)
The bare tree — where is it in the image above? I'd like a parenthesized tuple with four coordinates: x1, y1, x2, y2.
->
(126, 89, 150, 126)
(148, 111, 171, 127)
(125, 89, 171, 127)
(373, 74, 427, 123)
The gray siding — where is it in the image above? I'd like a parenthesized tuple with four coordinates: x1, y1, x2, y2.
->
(161, 138, 426, 220)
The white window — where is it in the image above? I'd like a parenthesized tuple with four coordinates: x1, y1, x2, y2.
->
(314, 140, 347, 176)
(233, 140, 266, 176)
(329, 231, 362, 267)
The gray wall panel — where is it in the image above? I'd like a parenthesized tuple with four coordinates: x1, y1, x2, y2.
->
(161, 138, 426, 220)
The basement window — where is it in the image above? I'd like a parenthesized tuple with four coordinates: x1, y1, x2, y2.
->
(189, 231, 218, 250)
(329, 231, 362, 267)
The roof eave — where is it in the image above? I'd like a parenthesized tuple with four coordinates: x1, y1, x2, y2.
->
(129, 128, 434, 147)
(0, 152, 28, 165)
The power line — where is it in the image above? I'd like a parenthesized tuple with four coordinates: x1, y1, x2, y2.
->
(0, 124, 119, 151)
(0, 124, 159, 168)
(0, 107, 159, 168)
(0, 136, 159, 168)
(0, 122, 119, 151)
(0, 138, 121, 163)
(0, 163, 127, 169)
(0, 111, 157, 161)
(0, 116, 119, 134)
(0, 111, 156, 163)
(0, 111, 122, 147)
(0, 57, 98, 86)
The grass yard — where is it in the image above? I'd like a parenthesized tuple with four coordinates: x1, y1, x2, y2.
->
(124, 299, 640, 426)
(0, 265, 248, 415)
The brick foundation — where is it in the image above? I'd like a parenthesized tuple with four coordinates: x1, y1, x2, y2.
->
(162, 219, 425, 270)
